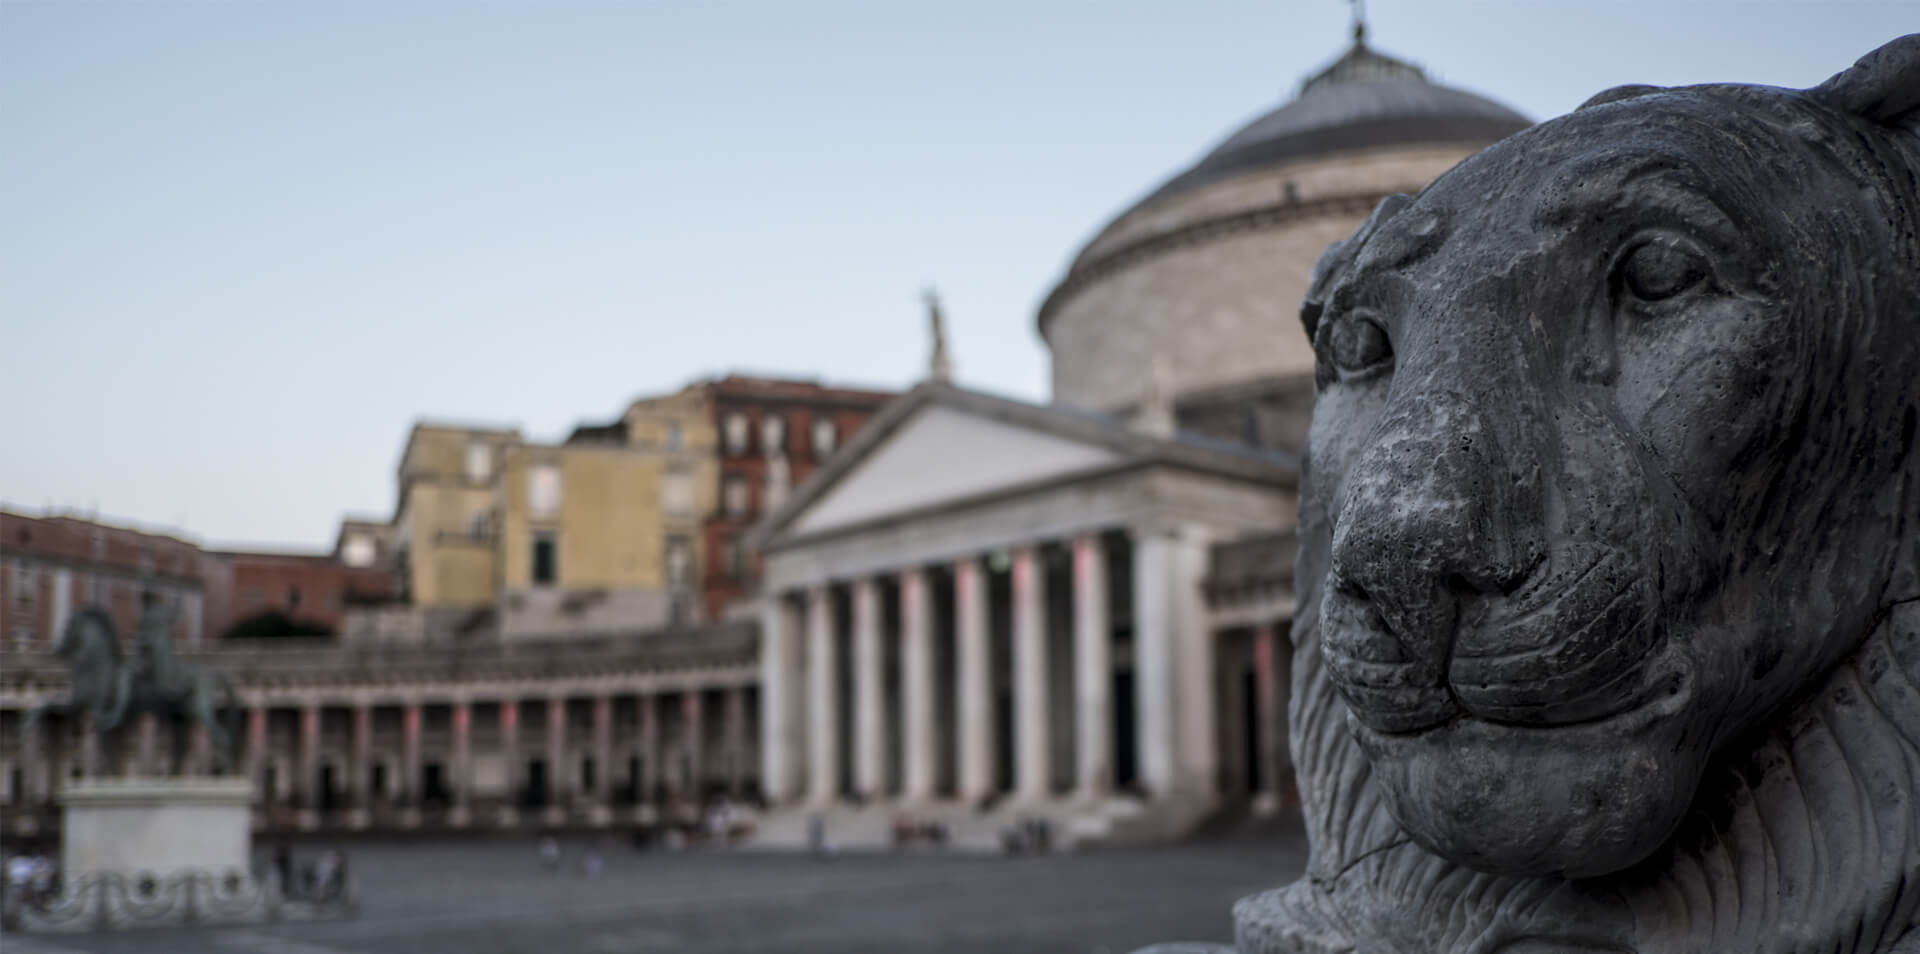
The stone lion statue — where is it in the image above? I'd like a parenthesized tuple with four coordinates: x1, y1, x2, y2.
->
(1238, 35, 1920, 954)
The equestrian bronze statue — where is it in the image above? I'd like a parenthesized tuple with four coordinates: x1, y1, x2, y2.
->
(32, 593, 241, 775)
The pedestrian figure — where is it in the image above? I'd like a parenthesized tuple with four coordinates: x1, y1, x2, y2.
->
(273, 841, 295, 896)
(539, 835, 560, 871)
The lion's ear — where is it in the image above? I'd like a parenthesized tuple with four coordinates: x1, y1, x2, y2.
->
(1579, 84, 1665, 110)
(1301, 193, 1410, 340)
(1811, 34, 1920, 125)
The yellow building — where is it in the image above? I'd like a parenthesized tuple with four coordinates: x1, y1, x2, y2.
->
(373, 388, 719, 641)
(391, 423, 518, 631)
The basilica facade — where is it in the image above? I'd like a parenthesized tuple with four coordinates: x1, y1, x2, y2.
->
(746, 33, 1528, 848)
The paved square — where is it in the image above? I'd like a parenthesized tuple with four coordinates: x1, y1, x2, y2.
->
(5, 824, 1307, 954)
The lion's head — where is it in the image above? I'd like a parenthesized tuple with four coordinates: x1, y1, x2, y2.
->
(1294, 35, 1920, 885)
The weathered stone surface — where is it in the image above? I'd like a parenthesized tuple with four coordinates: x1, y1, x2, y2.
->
(59, 777, 253, 879)
(1242, 35, 1920, 954)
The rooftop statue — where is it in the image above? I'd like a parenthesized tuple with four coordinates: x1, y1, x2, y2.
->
(1236, 34, 1920, 954)
(37, 593, 241, 775)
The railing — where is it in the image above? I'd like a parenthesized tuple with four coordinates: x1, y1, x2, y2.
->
(1, 866, 355, 932)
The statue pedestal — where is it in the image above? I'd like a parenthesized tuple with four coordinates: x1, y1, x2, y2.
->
(59, 777, 253, 880)
(7, 777, 356, 931)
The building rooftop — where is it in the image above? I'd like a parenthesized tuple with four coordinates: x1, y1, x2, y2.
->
(1125, 36, 1530, 216)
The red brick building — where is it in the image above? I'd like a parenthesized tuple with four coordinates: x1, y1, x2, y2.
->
(0, 510, 222, 651)
(701, 376, 894, 620)
(217, 551, 392, 636)
(0, 510, 392, 649)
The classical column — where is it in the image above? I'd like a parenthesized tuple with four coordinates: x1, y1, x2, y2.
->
(188, 721, 212, 776)
(851, 577, 884, 800)
(1012, 546, 1051, 801)
(1252, 623, 1289, 815)
(401, 703, 422, 827)
(899, 567, 935, 802)
(682, 689, 705, 800)
(1133, 528, 1175, 798)
(593, 695, 614, 825)
(138, 711, 160, 777)
(1131, 524, 1215, 800)
(640, 692, 660, 807)
(1073, 534, 1113, 801)
(805, 586, 840, 806)
(759, 595, 804, 804)
(299, 704, 321, 829)
(246, 707, 267, 809)
(954, 556, 992, 802)
(725, 686, 748, 797)
(20, 710, 41, 806)
(449, 701, 472, 827)
(349, 704, 372, 828)
(545, 695, 566, 825)
(499, 701, 521, 826)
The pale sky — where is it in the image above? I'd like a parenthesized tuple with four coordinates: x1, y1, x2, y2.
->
(2, 1, 1911, 550)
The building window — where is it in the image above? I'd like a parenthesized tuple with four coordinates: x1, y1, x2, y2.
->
(665, 422, 684, 451)
(468, 509, 491, 539)
(286, 586, 302, 612)
(812, 417, 838, 459)
(765, 457, 790, 511)
(723, 475, 749, 518)
(341, 534, 376, 567)
(529, 463, 562, 518)
(760, 413, 786, 457)
(11, 625, 32, 651)
(665, 535, 692, 589)
(466, 441, 492, 483)
(723, 412, 750, 456)
(662, 466, 694, 517)
(90, 530, 106, 560)
(531, 533, 557, 585)
(724, 536, 746, 582)
(10, 564, 33, 604)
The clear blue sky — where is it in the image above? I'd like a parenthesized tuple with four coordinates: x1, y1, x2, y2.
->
(2, 1, 1910, 550)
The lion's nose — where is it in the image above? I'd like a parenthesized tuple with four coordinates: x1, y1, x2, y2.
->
(1326, 393, 1539, 676)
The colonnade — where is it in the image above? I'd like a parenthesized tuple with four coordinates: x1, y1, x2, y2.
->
(760, 527, 1224, 812)
(1, 684, 759, 832)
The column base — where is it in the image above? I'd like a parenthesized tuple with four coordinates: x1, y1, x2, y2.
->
(1072, 787, 1112, 808)
(588, 804, 612, 827)
(449, 805, 470, 828)
(401, 807, 422, 829)
(544, 805, 566, 826)
(1250, 792, 1281, 818)
(346, 808, 371, 830)
(498, 806, 520, 828)
(297, 809, 320, 831)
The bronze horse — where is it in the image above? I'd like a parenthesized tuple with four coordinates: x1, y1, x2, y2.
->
(31, 604, 240, 775)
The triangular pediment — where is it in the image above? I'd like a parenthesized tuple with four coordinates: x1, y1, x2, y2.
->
(785, 402, 1122, 538)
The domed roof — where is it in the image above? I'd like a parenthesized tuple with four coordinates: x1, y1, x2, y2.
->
(1128, 37, 1530, 212)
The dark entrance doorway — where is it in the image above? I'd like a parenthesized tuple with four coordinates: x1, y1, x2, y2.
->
(1113, 669, 1138, 790)
(422, 761, 448, 808)
(525, 758, 549, 808)
(1241, 665, 1263, 795)
(319, 763, 339, 812)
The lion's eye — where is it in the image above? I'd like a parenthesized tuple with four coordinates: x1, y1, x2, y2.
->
(1620, 241, 1708, 301)
(1327, 315, 1392, 373)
